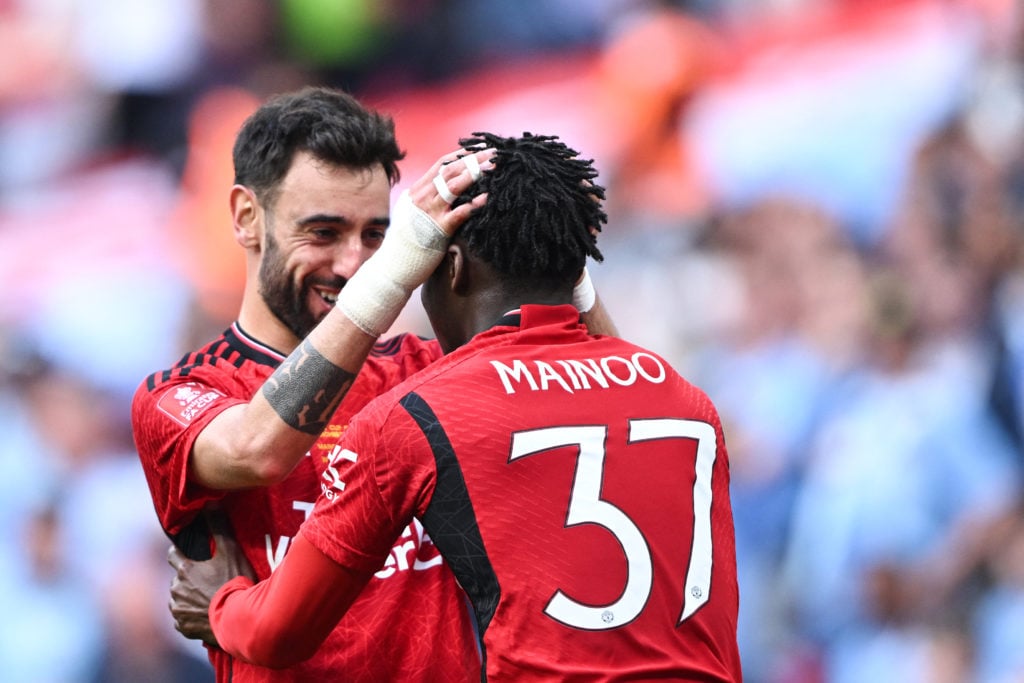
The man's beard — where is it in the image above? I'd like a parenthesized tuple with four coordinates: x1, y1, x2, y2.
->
(258, 229, 343, 340)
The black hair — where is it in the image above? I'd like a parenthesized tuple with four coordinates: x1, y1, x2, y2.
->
(455, 132, 606, 289)
(232, 86, 404, 207)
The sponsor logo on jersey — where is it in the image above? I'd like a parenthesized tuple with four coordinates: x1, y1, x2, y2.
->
(266, 499, 316, 571)
(374, 518, 443, 579)
(266, 510, 442, 577)
(490, 352, 667, 395)
(320, 444, 358, 500)
(156, 382, 226, 426)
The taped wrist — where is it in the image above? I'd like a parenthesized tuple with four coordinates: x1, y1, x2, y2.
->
(573, 267, 597, 314)
(337, 191, 448, 336)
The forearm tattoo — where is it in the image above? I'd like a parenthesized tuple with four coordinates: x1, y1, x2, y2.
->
(262, 339, 355, 435)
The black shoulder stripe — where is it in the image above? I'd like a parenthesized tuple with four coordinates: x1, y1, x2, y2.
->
(146, 334, 248, 392)
(399, 391, 500, 654)
(146, 354, 241, 391)
(210, 339, 245, 366)
(193, 342, 245, 369)
(372, 334, 405, 357)
(373, 333, 435, 358)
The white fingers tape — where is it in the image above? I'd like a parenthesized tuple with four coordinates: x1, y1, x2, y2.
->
(433, 173, 456, 203)
(462, 153, 482, 182)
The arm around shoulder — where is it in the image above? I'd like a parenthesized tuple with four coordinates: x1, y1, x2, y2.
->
(209, 534, 371, 668)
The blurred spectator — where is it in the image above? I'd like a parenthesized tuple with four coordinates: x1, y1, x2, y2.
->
(0, 354, 213, 681)
(0, 503, 105, 683)
(694, 199, 855, 681)
(0, 335, 57, 577)
(595, 0, 728, 223)
(973, 508, 1024, 683)
(165, 86, 261, 333)
(993, 266, 1024, 457)
(781, 266, 1021, 678)
(90, 549, 213, 683)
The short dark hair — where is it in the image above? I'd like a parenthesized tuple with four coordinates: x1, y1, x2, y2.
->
(233, 86, 404, 207)
(455, 132, 606, 289)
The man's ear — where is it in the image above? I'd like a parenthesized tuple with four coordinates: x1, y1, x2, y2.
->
(229, 185, 262, 250)
(448, 243, 469, 296)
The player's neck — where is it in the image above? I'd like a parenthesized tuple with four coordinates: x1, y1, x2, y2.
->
(237, 292, 301, 355)
(469, 288, 572, 337)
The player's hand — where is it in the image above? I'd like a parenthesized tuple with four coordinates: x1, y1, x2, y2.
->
(167, 520, 255, 647)
(407, 146, 494, 236)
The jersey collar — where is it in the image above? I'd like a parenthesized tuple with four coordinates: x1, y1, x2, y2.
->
(492, 304, 581, 331)
(225, 321, 287, 366)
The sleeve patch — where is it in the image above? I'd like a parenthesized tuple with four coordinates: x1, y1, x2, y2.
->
(156, 382, 226, 426)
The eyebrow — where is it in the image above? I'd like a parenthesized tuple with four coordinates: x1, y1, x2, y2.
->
(296, 214, 389, 227)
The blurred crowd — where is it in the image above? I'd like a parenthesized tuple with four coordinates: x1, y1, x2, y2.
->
(1, 0, 1022, 681)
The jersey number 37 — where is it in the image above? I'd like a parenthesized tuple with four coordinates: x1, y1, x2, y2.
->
(509, 419, 716, 630)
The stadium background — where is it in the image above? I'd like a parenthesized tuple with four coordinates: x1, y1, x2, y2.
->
(1, 0, 1022, 681)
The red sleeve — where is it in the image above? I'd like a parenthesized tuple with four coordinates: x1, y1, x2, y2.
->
(301, 401, 435, 574)
(209, 533, 372, 669)
(131, 373, 246, 534)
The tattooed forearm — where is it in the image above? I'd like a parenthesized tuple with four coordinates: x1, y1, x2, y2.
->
(262, 339, 356, 434)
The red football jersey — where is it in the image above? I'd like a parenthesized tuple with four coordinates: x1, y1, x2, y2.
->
(131, 322, 480, 682)
(301, 305, 742, 681)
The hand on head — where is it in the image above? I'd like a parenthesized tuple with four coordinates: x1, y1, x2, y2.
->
(408, 147, 495, 236)
(335, 145, 496, 338)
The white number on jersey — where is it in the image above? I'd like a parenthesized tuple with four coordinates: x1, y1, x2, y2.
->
(508, 418, 716, 630)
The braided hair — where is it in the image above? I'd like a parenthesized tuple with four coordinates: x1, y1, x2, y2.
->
(454, 132, 606, 289)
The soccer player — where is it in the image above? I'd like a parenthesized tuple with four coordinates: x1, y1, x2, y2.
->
(168, 132, 743, 681)
(132, 88, 614, 681)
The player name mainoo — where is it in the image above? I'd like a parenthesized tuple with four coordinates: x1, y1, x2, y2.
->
(490, 353, 667, 395)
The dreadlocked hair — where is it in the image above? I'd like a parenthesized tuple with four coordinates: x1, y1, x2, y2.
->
(454, 132, 606, 289)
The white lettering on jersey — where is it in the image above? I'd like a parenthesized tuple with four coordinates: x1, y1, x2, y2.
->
(266, 534, 290, 571)
(320, 445, 358, 500)
(374, 518, 443, 579)
(535, 361, 574, 393)
(266, 499, 316, 571)
(293, 500, 315, 519)
(491, 352, 667, 395)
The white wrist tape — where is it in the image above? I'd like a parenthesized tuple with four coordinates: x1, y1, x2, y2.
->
(573, 267, 597, 313)
(337, 190, 448, 336)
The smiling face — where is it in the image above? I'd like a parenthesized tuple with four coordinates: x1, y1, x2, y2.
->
(256, 151, 391, 340)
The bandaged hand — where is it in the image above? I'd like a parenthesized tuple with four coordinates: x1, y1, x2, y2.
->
(337, 148, 494, 336)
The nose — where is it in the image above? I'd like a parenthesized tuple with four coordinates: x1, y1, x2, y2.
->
(331, 235, 373, 281)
